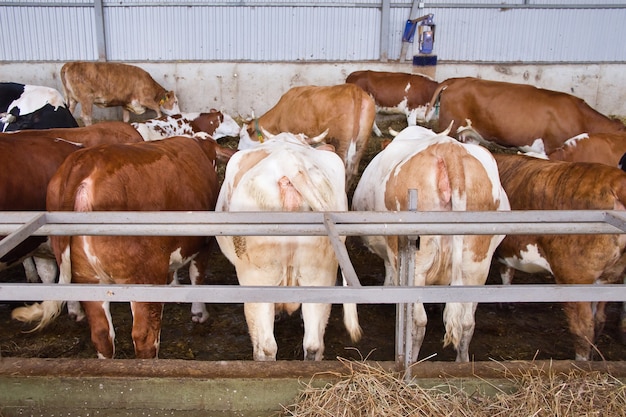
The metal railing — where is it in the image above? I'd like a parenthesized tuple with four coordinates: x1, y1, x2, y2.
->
(1, 209, 626, 372)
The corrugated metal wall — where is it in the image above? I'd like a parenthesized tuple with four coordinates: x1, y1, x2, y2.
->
(1, 0, 624, 62)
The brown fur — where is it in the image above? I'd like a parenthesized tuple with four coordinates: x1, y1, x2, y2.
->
(346, 70, 439, 111)
(61, 61, 179, 126)
(45, 136, 220, 358)
(249, 84, 375, 189)
(0, 123, 143, 268)
(494, 154, 626, 359)
(428, 77, 625, 154)
(548, 132, 626, 167)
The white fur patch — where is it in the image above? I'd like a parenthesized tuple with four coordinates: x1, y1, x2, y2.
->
(500, 243, 553, 275)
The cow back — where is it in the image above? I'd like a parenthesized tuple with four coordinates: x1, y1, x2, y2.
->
(495, 153, 626, 210)
(346, 70, 439, 110)
(548, 132, 626, 167)
(254, 83, 375, 189)
(435, 77, 625, 153)
(1, 121, 143, 147)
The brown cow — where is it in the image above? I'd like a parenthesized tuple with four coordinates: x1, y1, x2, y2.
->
(547, 132, 626, 167)
(427, 77, 625, 154)
(1, 122, 144, 319)
(11, 135, 222, 358)
(346, 70, 439, 134)
(494, 153, 626, 360)
(60, 61, 180, 126)
(238, 84, 376, 190)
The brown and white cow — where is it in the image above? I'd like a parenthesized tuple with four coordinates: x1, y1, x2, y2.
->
(1, 122, 144, 320)
(61, 61, 180, 126)
(11, 135, 222, 359)
(238, 84, 376, 190)
(426, 77, 625, 154)
(132, 110, 240, 141)
(346, 70, 439, 135)
(216, 132, 362, 361)
(493, 153, 626, 360)
(547, 132, 626, 167)
(352, 125, 510, 362)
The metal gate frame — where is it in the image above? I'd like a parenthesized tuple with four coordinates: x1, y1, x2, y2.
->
(1, 209, 626, 373)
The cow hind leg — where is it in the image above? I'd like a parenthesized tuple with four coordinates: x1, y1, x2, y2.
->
(82, 300, 116, 359)
(443, 302, 477, 362)
(80, 100, 94, 126)
(245, 302, 278, 361)
(188, 256, 209, 323)
(410, 302, 428, 363)
(130, 301, 164, 359)
(301, 303, 331, 361)
(563, 301, 595, 360)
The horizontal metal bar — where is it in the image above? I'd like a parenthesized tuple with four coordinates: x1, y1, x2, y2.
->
(1, 283, 624, 304)
(0, 211, 622, 236)
(0, 213, 46, 258)
(1, 2, 622, 9)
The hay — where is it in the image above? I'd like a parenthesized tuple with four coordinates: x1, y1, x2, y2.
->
(278, 358, 626, 417)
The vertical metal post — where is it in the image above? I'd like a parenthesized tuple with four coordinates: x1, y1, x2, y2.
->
(396, 189, 418, 377)
(380, 0, 391, 62)
(400, 0, 423, 62)
(93, 0, 107, 61)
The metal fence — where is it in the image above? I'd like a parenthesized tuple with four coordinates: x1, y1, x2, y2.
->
(1, 209, 625, 371)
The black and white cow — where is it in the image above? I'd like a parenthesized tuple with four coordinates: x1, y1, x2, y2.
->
(0, 82, 78, 132)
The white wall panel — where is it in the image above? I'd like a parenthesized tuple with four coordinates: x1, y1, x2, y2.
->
(0, 5, 96, 61)
(0, 1, 624, 62)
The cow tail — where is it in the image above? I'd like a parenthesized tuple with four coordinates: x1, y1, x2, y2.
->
(435, 154, 465, 351)
(10, 248, 69, 331)
(285, 161, 338, 211)
(424, 83, 447, 122)
(59, 64, 71, 107)
(345, 91, 376, 189)
(341, 273, 363, 342)
(10, 180, 94, 330)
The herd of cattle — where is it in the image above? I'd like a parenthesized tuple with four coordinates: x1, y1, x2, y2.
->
(1, 62, 626, 363)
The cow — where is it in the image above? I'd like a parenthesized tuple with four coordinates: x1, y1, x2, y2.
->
(345, 70, 439, 135)
(0, 82, 78, 132)
(11, 135, 222, 359)
(426, 77, 625, 154)
(1, 122, 145, 319)
(493, 153, 626, 360)
(547, 132, 626, 167)
(215, 131, 362, 361)
(60, 61, 180, 126)
(237, 84, 376, 190)
(131, 110, 240, 141)
(352, 125, 510, 362)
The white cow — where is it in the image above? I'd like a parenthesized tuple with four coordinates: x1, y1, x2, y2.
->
(352, 125, 510, 362)
(216, 132, 362, 361)
(131, 110, 240, 141)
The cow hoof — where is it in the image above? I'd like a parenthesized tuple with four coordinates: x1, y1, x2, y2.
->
(304, 350, 320, 361)
(191, 312, 209, 324)
(67, 301, 85, 322)
(191, 303, 209, 323)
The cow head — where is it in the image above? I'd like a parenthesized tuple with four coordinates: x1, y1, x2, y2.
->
(159, 91, 181, 116)
(198, 109, 240, 140)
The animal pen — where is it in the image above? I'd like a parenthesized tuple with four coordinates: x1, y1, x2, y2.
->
(1, 208, 625, 414)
